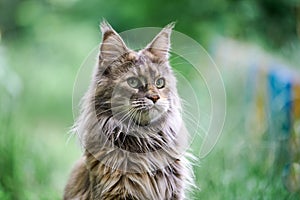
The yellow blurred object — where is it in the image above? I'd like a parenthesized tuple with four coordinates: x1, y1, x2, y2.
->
(246, 63, 268, 142)
(294, 82, 300, 119)
(290, 121, 300, 165)
(282, 162, 300, 193)
(284, 84, 300, 193)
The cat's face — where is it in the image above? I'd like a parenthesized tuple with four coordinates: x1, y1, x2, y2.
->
(110, 54, 174, 126)
(95, 22, 177, 127)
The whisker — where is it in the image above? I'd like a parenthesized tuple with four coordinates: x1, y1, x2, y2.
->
(170, 62, 190, 66)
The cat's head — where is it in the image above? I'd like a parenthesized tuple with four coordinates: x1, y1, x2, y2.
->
(94, 21, 178, 127)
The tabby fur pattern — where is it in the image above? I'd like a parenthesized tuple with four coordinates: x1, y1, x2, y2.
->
(64, 21, 194, 200)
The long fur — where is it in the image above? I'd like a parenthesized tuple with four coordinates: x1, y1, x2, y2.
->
(64, 21, 194, 200)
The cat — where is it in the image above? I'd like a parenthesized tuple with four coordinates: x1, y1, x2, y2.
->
(64, 21, 194, 200)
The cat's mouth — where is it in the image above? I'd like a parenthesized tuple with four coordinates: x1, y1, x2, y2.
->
(131, 105, 165, 126)
(133, 110, 151, 126)
(110, 98, 167, 127)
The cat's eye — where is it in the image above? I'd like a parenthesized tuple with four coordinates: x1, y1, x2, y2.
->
(127, 77, 141, 89)
(155, 78, 165, 89)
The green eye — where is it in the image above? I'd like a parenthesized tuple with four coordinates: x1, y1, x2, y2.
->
(127, 77, 141, 88)
(155, 78, 165, 89)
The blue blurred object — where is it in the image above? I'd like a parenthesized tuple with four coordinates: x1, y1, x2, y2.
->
(267, 66, 293, 140)
(266, 66, 300, 192)
(267, 67, 294, 172)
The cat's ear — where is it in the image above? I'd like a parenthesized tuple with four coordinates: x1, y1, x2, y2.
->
(143, 22, 175, 61)
(99, 21, 129, 62)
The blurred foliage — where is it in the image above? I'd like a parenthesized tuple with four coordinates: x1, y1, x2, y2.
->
(1, 0, 300, 49)
(0, 0, 300, 199)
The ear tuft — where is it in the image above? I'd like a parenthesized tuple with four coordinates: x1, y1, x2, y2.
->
(100, 20, 113, 34)
(143, 22, 175, 60)
(99, 20, 129, 62)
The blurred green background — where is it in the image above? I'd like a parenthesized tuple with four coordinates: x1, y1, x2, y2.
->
(1, 0, 300, 199)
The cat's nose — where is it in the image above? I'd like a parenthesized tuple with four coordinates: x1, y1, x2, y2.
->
(146, 94, 160, 103)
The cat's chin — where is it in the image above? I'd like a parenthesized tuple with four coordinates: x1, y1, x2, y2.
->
(135, 120, 150, 127)
(134, 118, 160, 127)
(132, 109, 165, 127)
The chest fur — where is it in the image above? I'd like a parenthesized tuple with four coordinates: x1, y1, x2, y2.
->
(86, 150, 184, 200)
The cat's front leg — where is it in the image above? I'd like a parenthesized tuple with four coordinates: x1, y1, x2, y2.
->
(63, 157, 91, 200)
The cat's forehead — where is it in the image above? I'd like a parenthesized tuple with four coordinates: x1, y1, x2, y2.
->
(124, 51, 169, 78)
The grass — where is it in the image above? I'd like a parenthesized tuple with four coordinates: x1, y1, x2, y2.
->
(1, 20, 300, 199)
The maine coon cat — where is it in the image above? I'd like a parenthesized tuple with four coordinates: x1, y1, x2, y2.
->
(64, 21, 194, 200)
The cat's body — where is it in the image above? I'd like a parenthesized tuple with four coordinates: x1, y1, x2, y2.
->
(64, 21, 193, 200)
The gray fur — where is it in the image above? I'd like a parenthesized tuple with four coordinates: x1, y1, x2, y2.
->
(64, 21, 194, 200)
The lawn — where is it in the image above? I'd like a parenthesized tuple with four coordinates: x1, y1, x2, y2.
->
(1, 0, 300, 199)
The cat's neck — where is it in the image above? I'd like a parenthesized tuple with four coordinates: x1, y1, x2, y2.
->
(100, 114, 176, 152)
